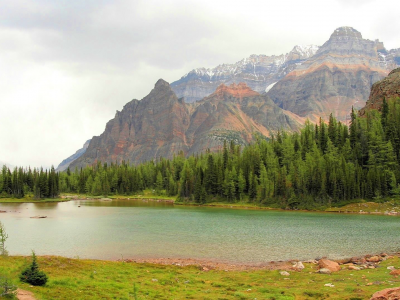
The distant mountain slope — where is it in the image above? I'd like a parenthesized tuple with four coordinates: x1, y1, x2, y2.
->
(171, 45, 319, 103)
(69, 80, 302, 169)
(56, 139, 91, 171)
(267, 27, 400, 122)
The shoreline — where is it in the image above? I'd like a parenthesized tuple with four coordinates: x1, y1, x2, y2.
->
(9, 251, 399, 272)
(1, 195, 400, 216)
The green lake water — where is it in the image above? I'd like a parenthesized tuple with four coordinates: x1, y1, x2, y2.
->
(0, 200, 399, 263)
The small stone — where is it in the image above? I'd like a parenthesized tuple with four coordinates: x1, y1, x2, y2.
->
(303, 259, 318, 264)
(280, 271, 290, 276)
(348, 265, 361, 271)
(367, 256, 380, 262)
(324, 283, 335, 287)
(387, 266, 395, 270)
(292, 261, 305, 270)
(390, 269, 400, 276)
(318, 259, 341, 272)
(370, 287, 400, 300)
(152, 278, 158, 282)
(319, 268, 332, 274)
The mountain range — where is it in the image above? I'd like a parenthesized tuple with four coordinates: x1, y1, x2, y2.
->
(58, 27, 400, 170)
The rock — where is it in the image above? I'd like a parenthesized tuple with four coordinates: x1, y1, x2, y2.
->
(202, 267, 209, 271)
(304, 259, 318, 264)
(360, 67, 400, 117)
(367, 256, 381, 262)
(318, 259, 341, 272)
(390, 270, 400, 276)
(319, 268, 332, 274)
(387, 266, 396, 271)
(292, 261, 305, 270)
(151, 278, 158, 282)
(349, 265, 361, 271)
(171, 46, 319, 103)
(324, 283, 335, 287)
(351, 257, 367, 265)
(280, 271, 290, 276)
(268, 27, 397, 123)
(370, 287, 400, 300)
(69, 80, 303, 169)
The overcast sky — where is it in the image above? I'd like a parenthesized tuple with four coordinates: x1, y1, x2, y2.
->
(0, 0, 399, 168)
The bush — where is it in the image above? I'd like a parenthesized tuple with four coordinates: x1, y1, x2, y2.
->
(0, 275, 17, 298)
(19, 251, 48, 286)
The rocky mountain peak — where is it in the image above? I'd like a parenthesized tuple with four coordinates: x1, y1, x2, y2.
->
(389, 67, 400, 76)
(359, 67, 400, 116)
(330, 26, 362, 39)
(154, 78, 170, 89)
(213, 82, 259, 99)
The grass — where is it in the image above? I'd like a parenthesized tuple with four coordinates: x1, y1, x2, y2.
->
(326, 199, 400, 214)
(0, 197, 69, 203)
(1, 255, 400, 299)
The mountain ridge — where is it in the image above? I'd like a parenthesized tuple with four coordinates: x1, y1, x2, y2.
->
(68, 80, 302, 169)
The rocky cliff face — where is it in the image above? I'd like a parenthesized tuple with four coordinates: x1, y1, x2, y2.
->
(68, 81, 303, 168)
(267, 27, 399, 122)
(359, 67, 400, 116)
(171, 45, 319, 103)
(70, 79, 191, 168)
(56, 139, 91, 171)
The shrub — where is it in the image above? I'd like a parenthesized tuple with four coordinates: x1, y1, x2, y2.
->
(19, 251, 48, 286)
(0, 221, 8, 256)
(0, 275, 17, 298)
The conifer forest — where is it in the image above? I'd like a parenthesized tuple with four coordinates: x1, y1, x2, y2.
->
(2, 99, 400, 209)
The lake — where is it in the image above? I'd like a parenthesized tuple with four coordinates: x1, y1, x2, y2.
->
(0, 199, 399, 264)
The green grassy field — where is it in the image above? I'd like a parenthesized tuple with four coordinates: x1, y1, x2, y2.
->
(1, 255, 400, 299)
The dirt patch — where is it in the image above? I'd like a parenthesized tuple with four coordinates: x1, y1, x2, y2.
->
(16, 288, 36, 300)
(119, 257, 294, 271)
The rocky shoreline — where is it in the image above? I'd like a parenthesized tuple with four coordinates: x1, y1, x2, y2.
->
(117, 252, 400, 273)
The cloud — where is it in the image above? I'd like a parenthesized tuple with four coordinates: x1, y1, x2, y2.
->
(0, 0, 398, 168)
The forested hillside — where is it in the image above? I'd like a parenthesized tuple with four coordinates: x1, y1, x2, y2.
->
(1, 97, 400, 209)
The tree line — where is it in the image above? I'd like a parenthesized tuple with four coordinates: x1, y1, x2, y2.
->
(0, 166, 59, 199)
(2, 97, 400, 209)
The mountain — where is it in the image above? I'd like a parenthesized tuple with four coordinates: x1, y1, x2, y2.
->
(267, 27, 400, 122)
(62, 27, 399, 168)
(359, 67, 400, 116)
(171, 45, 319, 103)
(56, 139, 91, 171)
(68, 80, 302, 169)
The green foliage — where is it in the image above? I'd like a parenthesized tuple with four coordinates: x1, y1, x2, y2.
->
(0, 221, 8, 256)
(5, 97, 400, 209)
(19, 251, 48, 286)
(0, 275, 17, 298)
